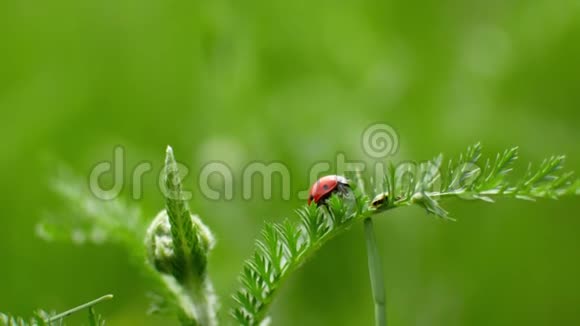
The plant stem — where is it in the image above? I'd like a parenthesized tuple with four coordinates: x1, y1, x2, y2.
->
(47, 294, 113, 323)
(363, 217, 386, 326)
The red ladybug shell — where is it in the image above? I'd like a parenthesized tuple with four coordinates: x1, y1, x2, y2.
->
(308, 175, 349, 205)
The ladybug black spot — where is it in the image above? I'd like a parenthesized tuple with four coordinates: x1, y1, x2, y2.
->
(323, 184, 329, 190)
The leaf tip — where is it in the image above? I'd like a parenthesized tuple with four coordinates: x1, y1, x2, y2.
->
(165, 145, 176, 164)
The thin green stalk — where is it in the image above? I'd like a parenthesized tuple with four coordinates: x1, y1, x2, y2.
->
(363, 218, 386, 326)
(47, 294, 113, 323)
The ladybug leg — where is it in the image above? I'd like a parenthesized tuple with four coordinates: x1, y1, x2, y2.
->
(315, 192, 332, 206)
(336, 183, 353, 198)
(331, 184, 354, 206)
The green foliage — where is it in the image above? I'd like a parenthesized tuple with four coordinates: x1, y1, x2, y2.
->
(39, 149, 218, 326)
(36, 170, 183, 319)
(88, 307, 105, 326)
(159, 147, 214, 282)
(40, 143, 579, 326)
(0, 295, 112, 326)
(37, 168, 145, 253)
(374, 143, 580, 219)
(0, 311, 56, 326)
(232, 189, 371, 325)
(143, 146, 218, 326)
(231, 143, 580, 325)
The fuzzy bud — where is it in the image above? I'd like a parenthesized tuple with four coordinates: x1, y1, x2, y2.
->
(145, 209, 215, 278)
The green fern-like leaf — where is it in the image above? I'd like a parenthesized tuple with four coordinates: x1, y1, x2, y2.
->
(232, 188, 372, 325)
(374, 143, 579, 218)
(231, 143, 579, 325)
(88, 307, 105, 326)
(37, 167, 145, 252)
(146, 146, 218, 326)
(1, 295, 112, 326)
(44, 149, 219, 326)
(0, 311, 54, 326)
(163, 146, 202, 282)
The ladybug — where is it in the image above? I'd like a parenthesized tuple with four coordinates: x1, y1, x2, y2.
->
(307, 175, 351, 205)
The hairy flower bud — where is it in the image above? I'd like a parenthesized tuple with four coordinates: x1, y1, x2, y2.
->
(145, 209, 215, 277)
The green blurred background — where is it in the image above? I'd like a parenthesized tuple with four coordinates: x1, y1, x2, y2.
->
(1, 0, 579, 325)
